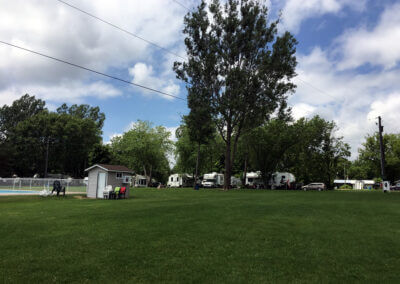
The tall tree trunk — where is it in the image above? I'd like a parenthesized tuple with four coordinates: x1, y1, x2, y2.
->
(143, 165, 148, 187)
(194, 142, 200, 189)
(149, 165, 153, 187)
(224, 130, 232, 190)
(243, 151, 248, 187)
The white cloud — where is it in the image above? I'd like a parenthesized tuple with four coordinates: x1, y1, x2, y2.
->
(129, 63, 180, 100)
(292, 103, 316, 120)
(367, 94, 400, 134)
(336, 3, 400, 70)
(291, 41, 400, 158)
(165, 126, 179, 142)
(0, 81, 121, 106)
(0, 0, 185, 105)
(281, 0, 366, 33)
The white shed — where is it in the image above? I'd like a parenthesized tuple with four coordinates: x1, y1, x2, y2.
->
(85, 164, 134, 198)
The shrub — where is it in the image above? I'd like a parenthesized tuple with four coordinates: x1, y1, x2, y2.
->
(339, 184, 352, 190)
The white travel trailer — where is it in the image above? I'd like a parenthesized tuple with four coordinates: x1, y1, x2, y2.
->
(245, 171, 264, 187)
(167, 174, 194, 188)
(202, 172, 224, 188)
(245, 171, 296, 188)
(270, 172, 296, 189)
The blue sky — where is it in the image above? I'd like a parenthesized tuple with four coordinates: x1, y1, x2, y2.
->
(1, 0, 400, 158)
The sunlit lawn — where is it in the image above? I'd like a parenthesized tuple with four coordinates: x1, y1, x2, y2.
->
(1, 189, 399, 283)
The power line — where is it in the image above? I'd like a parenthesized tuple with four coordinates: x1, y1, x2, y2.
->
(0, 40, 186, 101)
(55, 0, 187, 60)
(296, 77, 338, 100)
(171, 0, 193, 11)
(169, 1, 342, 102)
(57, 0, 341, 104)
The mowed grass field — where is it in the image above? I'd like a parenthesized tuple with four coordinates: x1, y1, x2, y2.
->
(1, 189, 400, 283)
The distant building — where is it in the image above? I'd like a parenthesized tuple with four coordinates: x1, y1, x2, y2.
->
(133, 174, 147, 187)
(334, 179, 376, 190)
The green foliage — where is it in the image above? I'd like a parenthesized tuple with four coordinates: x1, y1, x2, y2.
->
(349, 134, 400, 182)
(174, 124, 224, 175)
(174, 0, 297, 188)
(0, 94, 105, 177)
(88, 143, 113, 165)
(280, 116, 350, 187)
(10, 111, 101, 177)
(246, 119, 298, 183)
(0, 94, 46, 140)
(110, 120, 172, 183)
(57, 103, 105, 131)
(339, 184, 352, 189)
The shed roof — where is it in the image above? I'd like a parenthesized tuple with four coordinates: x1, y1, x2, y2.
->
(85, 164, 134, 173)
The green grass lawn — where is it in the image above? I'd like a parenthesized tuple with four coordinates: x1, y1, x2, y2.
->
(1, 189, 400, 283)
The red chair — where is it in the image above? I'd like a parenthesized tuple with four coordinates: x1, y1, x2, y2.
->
(119, 187, 126, 199)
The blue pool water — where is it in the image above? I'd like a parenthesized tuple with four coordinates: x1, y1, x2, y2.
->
(0, 189, 40, 194)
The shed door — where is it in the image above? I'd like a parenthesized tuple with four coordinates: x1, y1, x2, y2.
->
(97, 172, 107, 198)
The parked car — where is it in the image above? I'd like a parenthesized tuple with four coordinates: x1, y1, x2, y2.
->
(302, 183, 326, 191)
(390, 182, 400, 190)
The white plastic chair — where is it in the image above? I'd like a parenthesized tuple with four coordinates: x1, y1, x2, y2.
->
(103, 185, 113, 199)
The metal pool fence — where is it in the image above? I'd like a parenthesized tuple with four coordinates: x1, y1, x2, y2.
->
(0, 178, 87, 193)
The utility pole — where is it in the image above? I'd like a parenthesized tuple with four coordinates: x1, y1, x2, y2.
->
(378, 116, 386, 180)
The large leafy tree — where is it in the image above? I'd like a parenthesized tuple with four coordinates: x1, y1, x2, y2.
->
(10, 111, 101, 177)
(0, 94, 46, 140)
(57, 103, 105, 131)
(283, 116, 350, 187)
(350, 133, 400, 182)
(246, 119, 298, 185)
(110, 121, 173, 185)
(174, 0, 297, 188)
(0, 94, 46, 177)
(0, 95, 105, 177)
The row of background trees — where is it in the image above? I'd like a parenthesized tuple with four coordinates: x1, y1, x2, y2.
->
(0, 94, 399, 187)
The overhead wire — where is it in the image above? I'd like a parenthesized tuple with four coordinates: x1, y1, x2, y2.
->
(171, 0, 193, 11)
(55, 0, 343, 107)
(55, 0, 187, 60)
(0, 40, 186, 101)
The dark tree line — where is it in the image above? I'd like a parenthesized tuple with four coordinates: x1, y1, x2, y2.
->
(0, 94, 109, 178)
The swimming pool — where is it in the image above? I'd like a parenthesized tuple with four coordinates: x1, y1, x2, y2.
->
(0, 189, 40, 194)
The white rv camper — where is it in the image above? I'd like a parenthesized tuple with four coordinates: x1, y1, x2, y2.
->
(245, 171, 296, 188)
(202, 172, 224, 188)
(270, 172, 296, 189)
(245, 171, 264, 187)
(167, 174, 194, 188)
